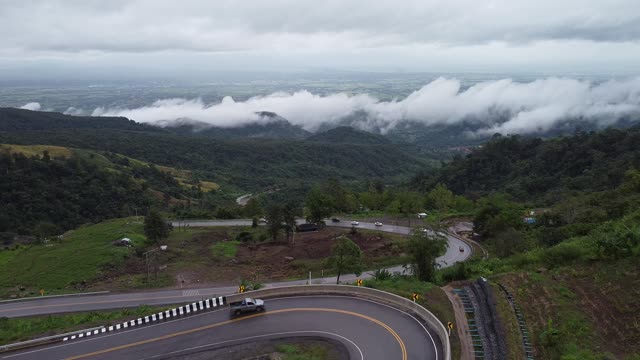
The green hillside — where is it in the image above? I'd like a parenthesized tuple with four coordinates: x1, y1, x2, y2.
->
(419, 127, 640, 359)
(0, 110, 433, 190)
(0, 107, 157, 132)
(307, 126, 390, 145)
(0, 218, 145, 297)
(414, 128, 640, 202)
(0, 144, 219, 234)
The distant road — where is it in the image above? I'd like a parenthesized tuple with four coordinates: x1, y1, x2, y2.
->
(0, 220, 471, 318)
(3, 296, 441, 360)
(235, 194, 252, 206)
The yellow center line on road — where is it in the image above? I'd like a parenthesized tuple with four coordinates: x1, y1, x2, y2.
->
(64, 308, 407, 360)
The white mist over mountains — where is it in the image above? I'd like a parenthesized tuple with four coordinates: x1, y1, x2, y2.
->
(22, 77, 640, 136)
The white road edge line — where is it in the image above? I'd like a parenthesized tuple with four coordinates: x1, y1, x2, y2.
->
(142, 330, 364, 360)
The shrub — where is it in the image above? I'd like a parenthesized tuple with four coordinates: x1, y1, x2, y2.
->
(440, 261, 470, 283)
(373, 268, 392, 281)
(236, 231, 253, 243)
(542, 242, 586, 268)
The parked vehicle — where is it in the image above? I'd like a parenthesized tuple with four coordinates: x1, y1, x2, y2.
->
(296, 223, 319, 232)
(229, 298, 265, 315)
(351, 221, 359, 225)
(374, 221, 383, 226)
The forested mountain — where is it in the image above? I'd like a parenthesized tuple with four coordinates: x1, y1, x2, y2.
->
(307, 126, 390, 145)
(0, 144, 226, 234)
(413, 127, 640, 203)
(0, 150, 150, 234)
(0, 109, 432, 190)
(162, 112, 311, 140)
(0, 107, 157, 132)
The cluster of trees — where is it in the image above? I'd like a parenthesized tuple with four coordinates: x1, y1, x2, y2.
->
(0, 107, 156, 132)
(0, 126, 427, 192)
(303, 178, 473, 226)
(0, 145, 236, 235)
(399, 127, 640, 262)
(0, 151, 152, 234)
(466, 167, 640, 259)
(414, 127, 640, 202)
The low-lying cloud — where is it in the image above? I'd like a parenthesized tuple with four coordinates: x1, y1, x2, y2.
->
(90, 77, 640, 135)
(19, 102, 41, 111)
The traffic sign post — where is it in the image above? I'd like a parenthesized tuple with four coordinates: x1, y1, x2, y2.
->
(239, 285, 245, 293)
(39, 289, 45, 296)
(447, 321, 454, 336)
(412, 293, 419, 303)
(356, 279, 363, 286)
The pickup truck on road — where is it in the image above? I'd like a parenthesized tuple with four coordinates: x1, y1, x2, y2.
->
(229, 297, 265, 315)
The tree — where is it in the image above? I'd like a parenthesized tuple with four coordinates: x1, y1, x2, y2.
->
(390, 191, 422, 227)
(282, 201, 302, 246)
(144, 209, 171, 245)
(243, 198, 263, 218)
(306, 186, 334, 225)
(425, 183, 455, 213)
(493, 227, 524, 258)
(473, 194, 522, 238)
(425, 183, 473, 222)
(264, 203, 284, 242)
(322, 178, 355, 213)
(408, 230, 447, 282)
(326, 236, 363, 284)
(34, 221, 61, 242)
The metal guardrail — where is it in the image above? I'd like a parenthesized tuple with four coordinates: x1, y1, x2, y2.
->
(0, 327, 104, 353)
(234, 284, 452, 360)
(0, 291, 110, 304)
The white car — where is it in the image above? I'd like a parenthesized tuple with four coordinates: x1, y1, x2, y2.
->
(374, 222, 383, 226)
(351, 221, 359, 226)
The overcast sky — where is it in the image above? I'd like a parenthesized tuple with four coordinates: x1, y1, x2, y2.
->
(1, 0, 640, 77)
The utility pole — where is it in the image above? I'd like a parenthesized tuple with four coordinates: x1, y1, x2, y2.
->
(144, 246, 168, 283)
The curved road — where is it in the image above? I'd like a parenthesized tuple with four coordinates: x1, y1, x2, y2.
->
(2, 296, 442, 360)
(0, 221, 470, 318)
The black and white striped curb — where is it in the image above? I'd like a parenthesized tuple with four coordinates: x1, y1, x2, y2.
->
(62, 296, 226, 342)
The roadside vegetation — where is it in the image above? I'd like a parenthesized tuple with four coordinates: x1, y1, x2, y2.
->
(275, 343, 332, 360)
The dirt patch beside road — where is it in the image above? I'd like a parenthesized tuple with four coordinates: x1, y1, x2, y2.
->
(92, 227, 409, 290)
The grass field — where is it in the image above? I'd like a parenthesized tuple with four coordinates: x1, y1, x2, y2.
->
(0, 144, 73, 158)
(0, 218, 145, 298)
(211, 240, 240, 258)
(276, 343, 331, 360)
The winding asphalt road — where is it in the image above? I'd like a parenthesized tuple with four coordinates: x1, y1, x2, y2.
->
(0, 220, 470, 318)
(2, 296, 442, 360)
